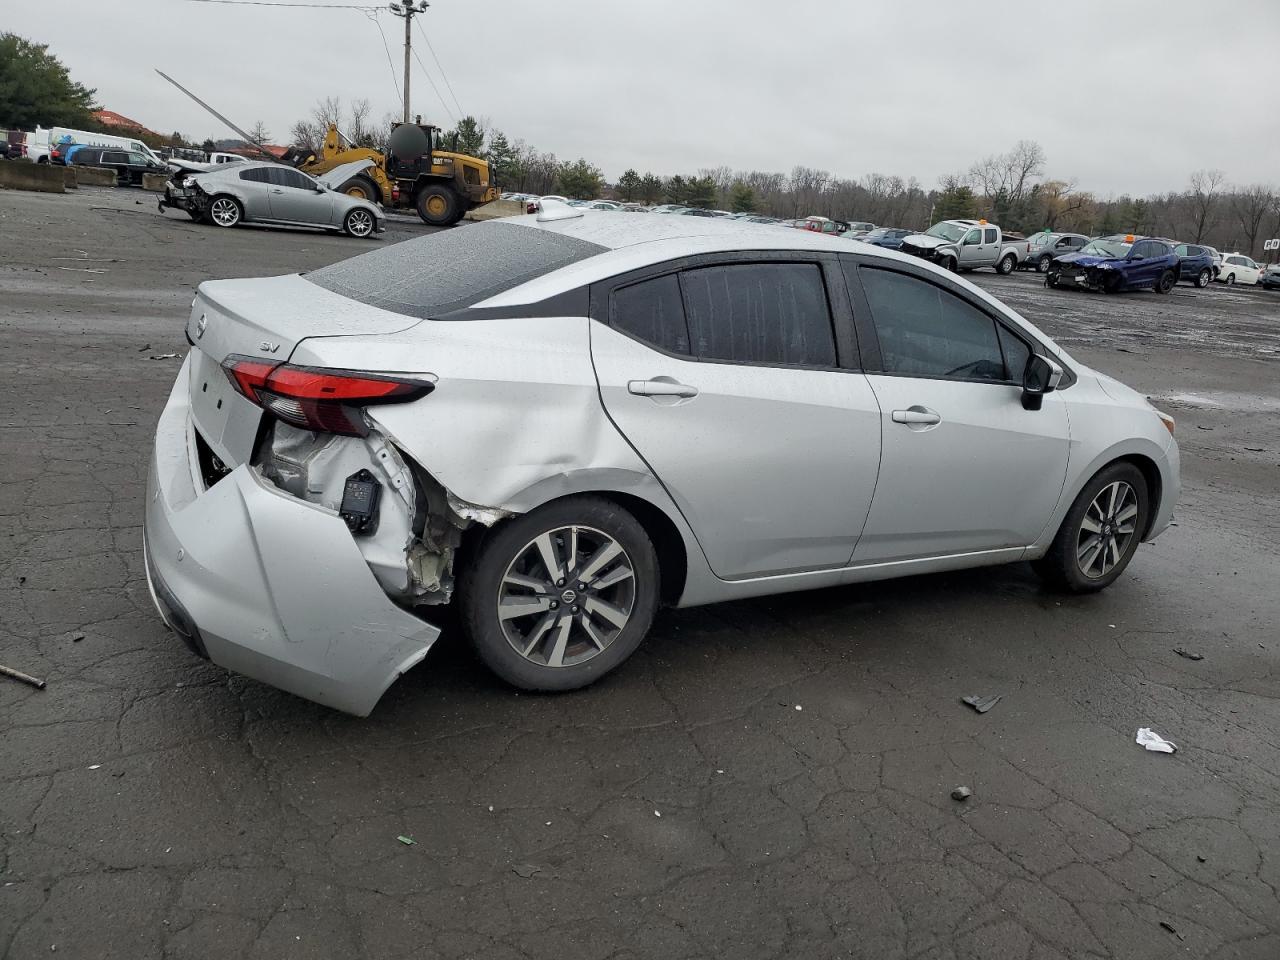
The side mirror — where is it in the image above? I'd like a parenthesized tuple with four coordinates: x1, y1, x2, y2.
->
(1021, 354, 1064, 411)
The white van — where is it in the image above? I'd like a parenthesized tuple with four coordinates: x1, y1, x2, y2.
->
(27, 126, 164, 165)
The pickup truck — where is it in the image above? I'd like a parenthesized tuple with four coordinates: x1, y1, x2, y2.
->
(898, 219, 1028, 274)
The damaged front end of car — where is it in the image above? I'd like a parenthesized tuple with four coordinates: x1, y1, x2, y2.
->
(158, 174, 210, 219)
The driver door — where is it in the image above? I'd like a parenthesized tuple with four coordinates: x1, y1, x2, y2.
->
(842, 258, 1071, 563)
(267, 168, 332, 224)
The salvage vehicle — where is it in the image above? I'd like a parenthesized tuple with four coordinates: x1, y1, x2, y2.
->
(1171, 243, 1215, 288)
(899, 219, 1025, 274)
(144, 206, 1180, 715)
(158, 160, 384, 237)
(1216, 252, 1262, 286)
(1259, 264, 1280, 290)
(848, 227, 913, 249)
(68, 147, 170, 186)
(1023, 231, 1089, 273)
(1047, 236, 1179, 294)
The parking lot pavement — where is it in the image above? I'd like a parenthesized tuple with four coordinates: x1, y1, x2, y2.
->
(2, 189, 1279, 960)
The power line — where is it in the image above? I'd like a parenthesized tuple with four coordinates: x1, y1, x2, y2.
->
(410, 42, 456, 124)
(365, 11, 402, 104)
(186, 0, 380, 8)
(415, 19, 463, 118)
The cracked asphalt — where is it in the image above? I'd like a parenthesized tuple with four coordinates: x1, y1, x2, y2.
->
(2, 187, 1279, 960)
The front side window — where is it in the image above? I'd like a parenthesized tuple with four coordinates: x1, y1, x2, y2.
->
(681, 262, 836, 367)
(860, 268, 1007, 382)
(963, 229, 981, 245)
(611, 274, 689, 355)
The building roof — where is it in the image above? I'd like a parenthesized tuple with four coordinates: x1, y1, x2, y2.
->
(92, 110, 147, 130)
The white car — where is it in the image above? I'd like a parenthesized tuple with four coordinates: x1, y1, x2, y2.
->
(1216, 253, 1262, 286)
(144, 208, 1180, 715)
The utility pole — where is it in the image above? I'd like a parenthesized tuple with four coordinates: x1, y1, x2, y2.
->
(388, 1, 429, 123)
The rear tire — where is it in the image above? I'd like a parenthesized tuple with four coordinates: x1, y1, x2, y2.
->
(1154, 269, 1176, 294)
(1032, 462, 1150, 593)
(1196, 268, 1211, 288)
(997, 253, 1017, 275)
(458, 496, 659, 692)
(415, 184, 460, 226)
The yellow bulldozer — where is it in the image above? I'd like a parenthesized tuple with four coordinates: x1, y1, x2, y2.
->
(287, 122, 498, 226)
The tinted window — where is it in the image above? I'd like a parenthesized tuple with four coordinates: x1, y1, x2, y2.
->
(281, 169, 315, 190)
(1227, 256, 1245, 266)
(127, 153, 148, 165)
(681, 263, 835, 367)
(612, 274, 689, 355)
(239, 168, 270, 183)
(103, 151, 128, 164)
(307, 220, 606, 319)
(1131, 241, 1154, 258)
(984, 228, 998, 244)
(860, 268, 1005, 382)
(998, 325, 1031, 383)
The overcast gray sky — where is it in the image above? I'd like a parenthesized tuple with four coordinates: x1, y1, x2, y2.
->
(10, 0, 1280, 195)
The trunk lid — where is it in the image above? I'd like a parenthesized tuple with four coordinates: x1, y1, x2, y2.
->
(185, 274, 422, 468)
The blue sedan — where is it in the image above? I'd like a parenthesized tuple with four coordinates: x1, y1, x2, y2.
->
(1047, 236, 1179, 294)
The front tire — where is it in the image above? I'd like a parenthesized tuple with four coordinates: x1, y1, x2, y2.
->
(1154, 269, 1176, 294)
(1196, 268, 1211, 288)
(997, 253, 1017, 275)
(343, 207, 376, 238)
(1037, 254, 1053, 273)
(415, 184, 459, 226)
(940, 254, 958, 273)
(1225, 273, 1236, 285)
(1045, 268, 1060, 289)
(1032, 462, 1150, 593)
(208, 195, 242, 228)
(458, 496, 659, 691)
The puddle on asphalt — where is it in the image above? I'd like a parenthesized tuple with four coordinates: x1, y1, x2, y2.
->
(1160, 391, 1280, 412)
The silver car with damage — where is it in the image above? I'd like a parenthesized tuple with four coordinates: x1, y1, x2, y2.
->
(144, 204, 1180, 715)
(160, 159, 385, 238)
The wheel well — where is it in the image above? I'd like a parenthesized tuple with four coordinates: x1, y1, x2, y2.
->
(1113, 454, 1163, 539)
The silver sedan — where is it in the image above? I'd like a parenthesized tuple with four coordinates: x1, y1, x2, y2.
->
(144, 204, 1179, 715)
(161, 160, 384, 238)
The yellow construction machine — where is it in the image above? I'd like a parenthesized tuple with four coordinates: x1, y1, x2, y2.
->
(288, 122, 498, 226)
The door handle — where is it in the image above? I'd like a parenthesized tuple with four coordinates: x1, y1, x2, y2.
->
(270, 188, 284, 194)
(892, 407, 942, 426)
(628, 379, 698, 398)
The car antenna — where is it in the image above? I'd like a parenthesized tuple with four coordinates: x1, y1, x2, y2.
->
(154, 69, 278, 163)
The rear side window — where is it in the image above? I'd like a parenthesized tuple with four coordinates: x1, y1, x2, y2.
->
(612, 274, 689, 354)
(984, 228, 998, 244)
(307, 221, 607, 319)
(859, 268, 1006, 382)
(681, 263, 836, 367)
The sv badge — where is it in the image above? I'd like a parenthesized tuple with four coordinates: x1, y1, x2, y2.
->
(259, 341, 281, 354)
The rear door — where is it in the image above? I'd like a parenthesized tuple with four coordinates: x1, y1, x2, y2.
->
(843, 257, 1071, 562)
(590, 254, 883, 580)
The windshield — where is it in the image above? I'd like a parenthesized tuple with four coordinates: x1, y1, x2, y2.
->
(860, 229, 888, 239)
(306, 221, 606, 319)
(1080, 239, 1131, 258)
(1030, 233, 1054, 248)
(925, 222, 967, 242)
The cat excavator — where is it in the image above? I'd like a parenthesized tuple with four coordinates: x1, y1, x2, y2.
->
(156, 71, 497, 226)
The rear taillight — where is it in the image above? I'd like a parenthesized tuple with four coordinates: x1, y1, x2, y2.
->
(221, 356, 433, 436)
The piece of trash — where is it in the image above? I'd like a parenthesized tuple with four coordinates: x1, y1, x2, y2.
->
(512, 864, 540, 879)
(396, 835, 415, 846)
(1196, 855, 1207, 863)
(71, 635, 84, 643)
(1158, 920, 1183, 940)
(0, 663, 47, 690)
(951, 786, 972, 801)
(88, 765, 101, 771)
(137, 343, 151, 352)
(1196, 425, 1213, 431)
(794, 705, 802, 711)
(544, 821, 551, 826)
(961, 695, 1001, 714)
(654, 810, 661, 818)
(716, 769, 724, 774)
(487, 805, 494, 812)
(1108, 624, 1116, 629)
(1136, 728, 1177, 753)
(1173, 648, 1204, 661)
(1244, 447, 1264, 453)
(147, 353, 180, 361)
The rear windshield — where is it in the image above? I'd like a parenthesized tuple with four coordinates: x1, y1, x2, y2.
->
(306, 221, 606, 319)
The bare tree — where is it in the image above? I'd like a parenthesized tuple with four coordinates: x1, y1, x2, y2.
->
(1230, 184, 1275, 257)
(1036, 179, 1091, 230)
(968, 140, 1046, 207)
(1187, 169, 1226, 242)
(248, 120, 270, 145)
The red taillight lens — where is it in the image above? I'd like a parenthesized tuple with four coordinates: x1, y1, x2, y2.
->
(221, 356, 433, 436)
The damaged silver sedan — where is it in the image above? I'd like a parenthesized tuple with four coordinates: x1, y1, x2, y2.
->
(145, 205, 1179, 714)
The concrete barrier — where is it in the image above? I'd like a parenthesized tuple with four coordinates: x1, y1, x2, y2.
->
(142, 173, 168, 192)
(465, 198, 525, 222)
(0, 161, 65, 193)
(76, 166, 118, 187)
(63, 166, 79, 190)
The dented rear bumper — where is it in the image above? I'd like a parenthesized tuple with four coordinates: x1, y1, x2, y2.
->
(143, 358, 439, 716)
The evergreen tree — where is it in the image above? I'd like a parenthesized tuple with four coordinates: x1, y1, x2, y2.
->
(934, 181, 978, 221)
(729, 182, 757, 213)
(557, 158, 604, 199)
(639, 173, 664, 204)
(0, 33, 97, 128)
(617, 169, 642, 202)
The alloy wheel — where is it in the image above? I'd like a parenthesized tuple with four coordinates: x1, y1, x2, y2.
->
(496, 525, 636, 668)
(1076, 481, 1139, 580)
(210, 198, 239, 227)
(1038, 256, 1051, 273)
(346, 210, 373, 237)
